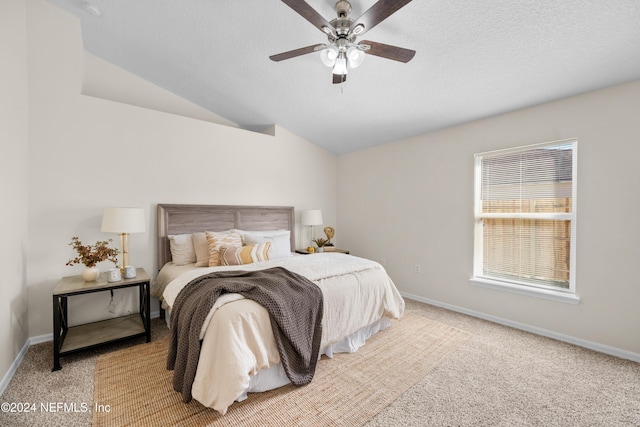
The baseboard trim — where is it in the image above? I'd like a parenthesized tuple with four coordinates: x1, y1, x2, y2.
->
(1, 310, 162, 396)
(402, 292, 640, 363)
(30, 333, 53, 345)
(0, 338, 30, 396)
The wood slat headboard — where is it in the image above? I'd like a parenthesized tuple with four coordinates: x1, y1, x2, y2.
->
(157, 204, 295, 269)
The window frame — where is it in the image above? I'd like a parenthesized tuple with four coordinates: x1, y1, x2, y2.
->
(471, 139, 579, 304)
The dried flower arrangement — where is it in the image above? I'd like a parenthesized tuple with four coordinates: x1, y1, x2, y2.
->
(312, 237, 329, 248)
(66, 237, 119, 268)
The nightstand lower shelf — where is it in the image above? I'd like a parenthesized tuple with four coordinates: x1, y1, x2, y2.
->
(60, 314, 145, 353)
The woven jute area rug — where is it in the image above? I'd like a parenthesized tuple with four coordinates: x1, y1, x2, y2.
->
(93, 313, 470, 426)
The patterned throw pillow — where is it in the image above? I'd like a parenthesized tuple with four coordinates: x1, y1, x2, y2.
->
(219, 245, 254, 266)
(205, 231, 243, 267)
(251, 242, 272, 262)
(219, 242, 272, 266)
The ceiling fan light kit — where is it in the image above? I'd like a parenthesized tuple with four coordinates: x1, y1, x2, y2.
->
(270, 0, 416, 84)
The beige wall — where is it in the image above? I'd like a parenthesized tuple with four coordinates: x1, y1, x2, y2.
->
(0, 0, 30, 384)
(338, 79, 640, 356)
(25, 0, 337, 337)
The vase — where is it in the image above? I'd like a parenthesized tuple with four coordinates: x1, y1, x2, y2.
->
(316, 247, 324, 253)
(81, 266, 100, 282)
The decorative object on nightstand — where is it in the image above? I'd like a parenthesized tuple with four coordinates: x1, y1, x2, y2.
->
(66, 237, 119, 282)
(301, 209, 323, 247)
(101, 207, 145, 273)
(324, 226, 335, 246)
(312, 237, 329, 252)
(123, 265, 137, 279)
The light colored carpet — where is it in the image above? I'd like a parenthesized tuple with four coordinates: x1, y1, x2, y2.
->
(92, 313, 469, 426)
(2, 300, 639, 426)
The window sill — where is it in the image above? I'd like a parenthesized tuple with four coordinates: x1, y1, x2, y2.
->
(470, 277, 581, 304)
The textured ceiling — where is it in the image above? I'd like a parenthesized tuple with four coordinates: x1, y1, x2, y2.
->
(50, 0, 640, 154)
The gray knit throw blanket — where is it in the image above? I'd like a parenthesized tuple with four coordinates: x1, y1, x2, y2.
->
(166, 267, 324, 403)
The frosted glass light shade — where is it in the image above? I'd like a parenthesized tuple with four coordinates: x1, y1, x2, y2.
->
(332, 55, 348, 75)
(101, 207, 145, 233)
(301, 210, 323, 226)
(347, 46, 365, 68)
(320, 46, 339, 67)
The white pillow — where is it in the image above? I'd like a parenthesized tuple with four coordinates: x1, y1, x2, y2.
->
(237, 229, 292, 259)
(168, 234, 196, 266)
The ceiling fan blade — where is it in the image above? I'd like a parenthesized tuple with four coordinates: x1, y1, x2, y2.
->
(281, 0, 335, 35)
(360, 40, 415, 63)
(270, 44, 324, 62)
(349, 0, 412, 36)
(333, 73, 347, 84)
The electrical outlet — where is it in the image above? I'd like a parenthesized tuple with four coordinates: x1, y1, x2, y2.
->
(414, 264, 421, 273)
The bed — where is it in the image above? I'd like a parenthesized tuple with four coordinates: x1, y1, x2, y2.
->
(153, 204, 405, 415)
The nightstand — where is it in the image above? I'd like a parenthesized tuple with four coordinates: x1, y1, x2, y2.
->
(295, 248, 350, 254)
(52, 267, 151, 371)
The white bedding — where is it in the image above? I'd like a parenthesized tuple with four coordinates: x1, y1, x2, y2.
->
(152, 262, 200, 307)
(162, 253, 405, 415)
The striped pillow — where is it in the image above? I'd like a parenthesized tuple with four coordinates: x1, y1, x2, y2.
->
(219, 242, 272, 266)
(251, 242, 272, 262)
(205, 231, 243, 267)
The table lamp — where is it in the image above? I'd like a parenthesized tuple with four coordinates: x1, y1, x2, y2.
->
(101, 207, 145, 272)
(301, 209, 323, 247)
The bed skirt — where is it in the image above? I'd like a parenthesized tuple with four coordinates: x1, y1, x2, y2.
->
(165, 310, 391, 402)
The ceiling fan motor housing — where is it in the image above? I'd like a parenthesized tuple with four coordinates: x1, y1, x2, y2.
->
(335, 0, 352, 18)
(331, 1, 356, 39)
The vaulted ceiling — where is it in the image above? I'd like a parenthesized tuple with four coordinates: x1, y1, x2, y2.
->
(50, 0, 640, 154)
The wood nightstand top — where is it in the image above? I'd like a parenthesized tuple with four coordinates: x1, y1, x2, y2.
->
(53, 267, 149, 296)
(295, 248, 350, 255)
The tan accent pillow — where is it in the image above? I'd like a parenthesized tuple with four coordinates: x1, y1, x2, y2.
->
(192, 232, 210, 267)
(206, 231, 242, 267)
(168, 234, 196, 266)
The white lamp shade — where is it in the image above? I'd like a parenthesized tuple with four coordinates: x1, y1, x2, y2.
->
(101, 207, 146, 233)
(301, 210, 323, 226)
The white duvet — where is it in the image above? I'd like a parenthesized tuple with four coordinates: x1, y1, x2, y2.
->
(163, 253, 405, 415)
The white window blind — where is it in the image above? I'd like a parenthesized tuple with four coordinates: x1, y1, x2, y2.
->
(474, 140, 577, 293)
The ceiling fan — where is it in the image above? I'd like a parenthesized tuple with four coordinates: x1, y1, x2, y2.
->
(270, 0, 415, 84)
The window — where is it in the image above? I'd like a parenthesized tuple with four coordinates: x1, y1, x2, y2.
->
(473, 139, 577, 301)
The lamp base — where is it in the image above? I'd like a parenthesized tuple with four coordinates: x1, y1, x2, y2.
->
(119, 232, 130, 274)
